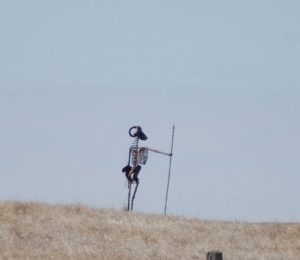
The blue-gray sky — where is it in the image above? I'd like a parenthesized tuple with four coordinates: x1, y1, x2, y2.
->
(1, 0, 299, 222)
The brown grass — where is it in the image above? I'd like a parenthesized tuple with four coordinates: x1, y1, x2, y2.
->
(0, 201, 299, 259)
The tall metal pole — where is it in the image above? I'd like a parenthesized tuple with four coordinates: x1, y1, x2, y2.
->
(164, 124, 175, 215)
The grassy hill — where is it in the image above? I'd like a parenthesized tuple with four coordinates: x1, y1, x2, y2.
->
(0, 201, 299, 259)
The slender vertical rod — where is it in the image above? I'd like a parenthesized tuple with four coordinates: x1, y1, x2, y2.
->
(127, 182, 132, 211)
(164, 124, 175, 215)
(131, 181, 139, 211)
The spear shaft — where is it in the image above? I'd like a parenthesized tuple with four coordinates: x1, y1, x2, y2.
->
(164, 124, 175, 215)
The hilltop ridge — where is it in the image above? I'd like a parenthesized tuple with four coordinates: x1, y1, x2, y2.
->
(0, 201, 299, 259)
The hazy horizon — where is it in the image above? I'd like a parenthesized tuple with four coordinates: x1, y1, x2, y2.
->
(1, 0, 300, 222)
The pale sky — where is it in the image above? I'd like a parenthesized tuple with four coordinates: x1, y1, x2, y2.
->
(1, 0, 300, 222)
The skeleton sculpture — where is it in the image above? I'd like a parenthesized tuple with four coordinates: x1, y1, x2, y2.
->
(122, 126, 173, 211)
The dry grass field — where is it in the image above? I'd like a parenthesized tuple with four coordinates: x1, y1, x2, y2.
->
(0, 201, 299, 259)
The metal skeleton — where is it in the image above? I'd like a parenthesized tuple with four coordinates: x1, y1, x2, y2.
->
(122, 126, 172, 211)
